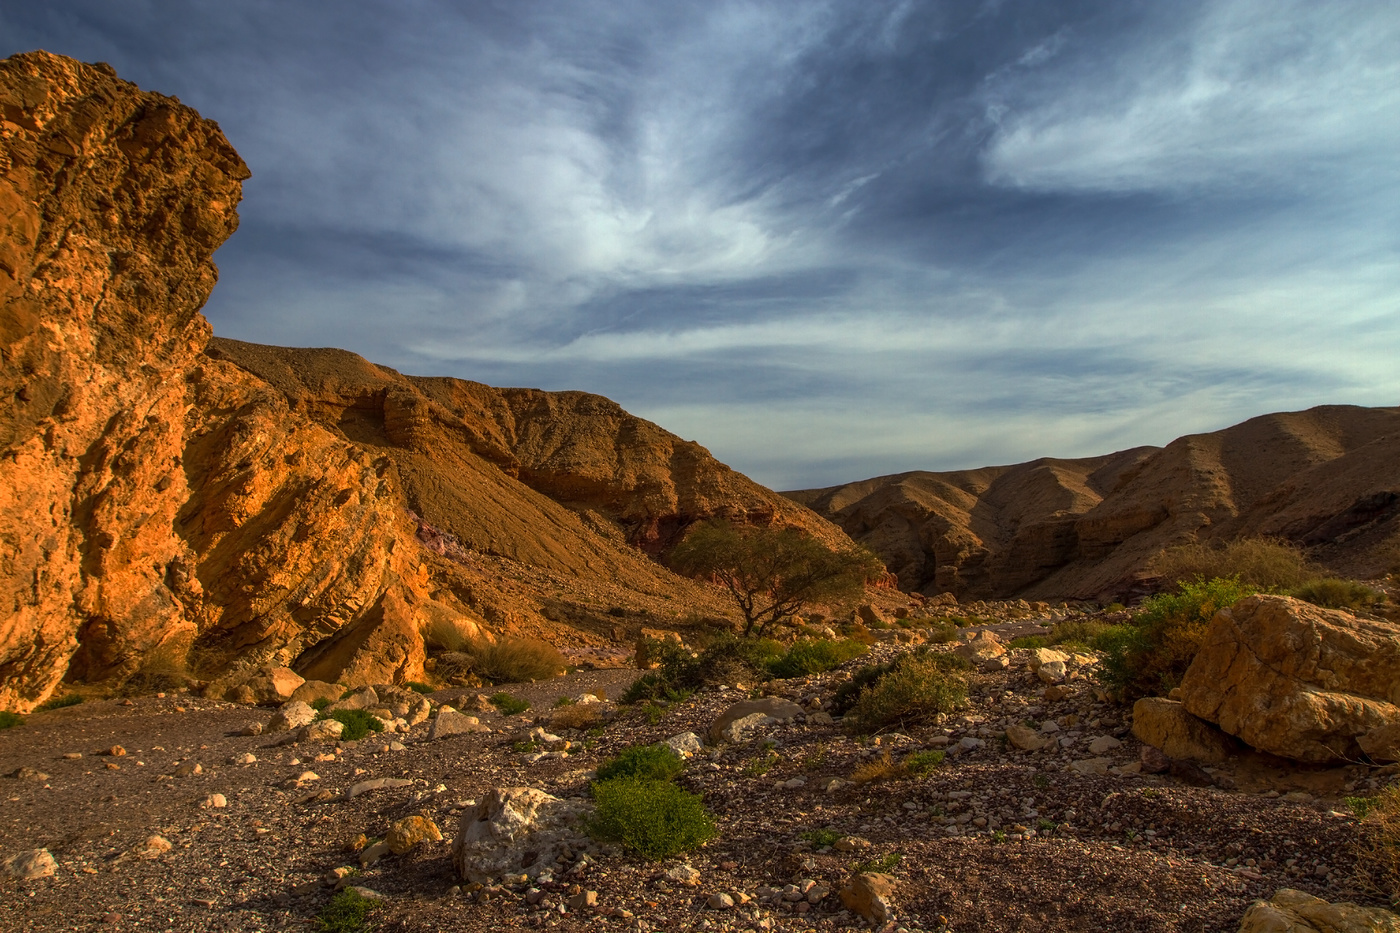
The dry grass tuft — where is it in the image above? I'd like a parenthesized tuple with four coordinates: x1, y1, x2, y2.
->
(1151, 537, 1312, 590)
(850, 749, 904, 784)
(1354, 785, 1400, 905)
(549, 702, 603, 731)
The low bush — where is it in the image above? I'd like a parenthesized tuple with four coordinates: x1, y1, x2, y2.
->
(1290, 577, 1385, 611)
(920, 620, 960, 644)
(1098, 577, 1258, 700)
(37, 694, 83, 712)
(767, 638, 868, 679)
(0, 711, 22, 729)
(846, 654, 969, 732)
(1010, 619, 1130, 652)
(595, 744, 685, 783)
(310, 697, 332, 712)
(321, 709, 385, 742)
(1353, 785, 1400, 904)
(404, 681, 435, 695)
(803, 828, 842, 848)
(904, 749, 945, 775)
(624, 634, 781, 703)
(832, 650, 970, 717)
(314, 887, 377, 933)
(489, 692, 530, 716)
(586, 778, 716, 860)
(431, 651, 481, 687)
(1152, 537, 1312, 590)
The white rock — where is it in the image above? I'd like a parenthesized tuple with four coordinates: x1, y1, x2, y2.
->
(1088, 736, 1122, 755)
(267, 700, 318, 733)
(200, 794, 228, 809)
(430, 710, 486, 740)
(4, 848, 57, 880)
(663, 732, 704, 758)
(452, 787, 592, 884)
(1037, 661, 1068, 685)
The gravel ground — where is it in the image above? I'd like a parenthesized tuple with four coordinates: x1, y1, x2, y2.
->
(1, 634, 1393, 933)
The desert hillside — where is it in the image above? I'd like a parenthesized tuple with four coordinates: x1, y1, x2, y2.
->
(0, 51, 852, 713)
(788, 406, 1400, 601)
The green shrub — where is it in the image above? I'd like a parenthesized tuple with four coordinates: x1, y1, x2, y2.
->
(803, 828, 842, 848)
(321, 709, 385, 742)
(489, 692, 530, 715)
(920, 620, 959, 644)
(1290, 577, 1385, 611)
(832, 650, 969, 717)
(404, 681, 435, 695)
(311, 697, 331, 712)
(1152, 537, 1312, 590)
(854, 852, 902, 874)
(767, 638, 868, 678)
(1098, 577, 1258, 700)
(0, 711, 22, 729)
(37, 694, 83, 712)
(1008, 635, 1047, 650)
(904, 749, 945, 775)
(624, 634, 782, 703)
(314, 887, 377, 933)
(847, 654, 969, 731)
(596, 744, 686, 783)
(587, 778, 716, 859)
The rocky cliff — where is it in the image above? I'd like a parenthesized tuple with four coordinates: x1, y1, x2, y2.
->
(788, 406, 1400, 601)
(0, 52, 848, 711)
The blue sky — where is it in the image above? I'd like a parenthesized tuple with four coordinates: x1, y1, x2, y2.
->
(6, 1, 1398, 489)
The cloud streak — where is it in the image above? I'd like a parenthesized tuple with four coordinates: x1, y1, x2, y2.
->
(3, 0, 1397, 489)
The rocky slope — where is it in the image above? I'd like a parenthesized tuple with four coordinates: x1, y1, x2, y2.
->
(788, 406, 1400, 601)
(0, 51, 853, 712)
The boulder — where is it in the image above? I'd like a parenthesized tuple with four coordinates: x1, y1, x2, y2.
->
(1178, 595, 1400, 762)
(327, 687, 378, 713)
(839, 872, 896, 924)
(1132, 698, 1238, 764)
(954, 631, 1005, 663)
(1005, 724, 1047, 751)
(663, 732, 704, 758)
(709, 698, 804, 744)
(452, 787, 591, 884)
(296, 720, 345, 743)
(430, 709, 487, 740)
(1236, 888, 1400, 933)
(1036, 660, 1068, 685)
(1358, 723, 1400, 763)
(267, 700, 317, 733)
(241, 668, 305, 705)
(289, 680, 344, 706)
(386, 815, 442, 855)
(4, 848, 57, 880)
(1029, 648, 1070, 671)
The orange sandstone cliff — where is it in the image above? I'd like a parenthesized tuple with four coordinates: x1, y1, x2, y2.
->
(0, 52, 847, 711)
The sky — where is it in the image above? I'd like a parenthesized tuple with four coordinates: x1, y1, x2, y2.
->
(5, 1, 1399, 490)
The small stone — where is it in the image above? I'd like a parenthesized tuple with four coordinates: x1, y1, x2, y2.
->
(296, 720, 345, 744)
(840, 872, 896, 924)
(566, 890, 598, 910)
(61, 753, 82, 760)
(359, 841, 390, 868)
(707, 892, 735, 910)
(106, 745, 126, 757)
(1070, 757, 1113, 776)
(10, 767, 50, 782)
(430, 710, 485, 740)
(201, 794, 228, 809)
(664, 863, 701, 885)
(386, 815, 443, 854)
(1140, 745, 1171, 774)
(296, 771, 320, 783)
(232, 753, 257, 766)
(267, 700, 317, 733)
(1005, 724, 1047, 751)
(1037, 661, 1068, 685)
(345, 777, 414, 799)
(834, 836, 871, 852)
(238, 722, 263, 737)
(1088, 736, 1122, 755)
(4, 848, 58, 880)
(131, 835, 172, 860)
(174, 761, 202, 777)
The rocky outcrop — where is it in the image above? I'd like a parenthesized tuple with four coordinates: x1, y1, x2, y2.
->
(0, 53, 863, 711)
(0, 52, 248, 710)
(789, 406, 1400, 600)
(1236, 889, 1400, 933)
(1178, 595, 1400, 763)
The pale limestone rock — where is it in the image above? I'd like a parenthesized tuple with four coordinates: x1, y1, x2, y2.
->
(452, 787, 591, 884)
(1132, 698, 1238, 764)
(1236, 888, 1400, 933)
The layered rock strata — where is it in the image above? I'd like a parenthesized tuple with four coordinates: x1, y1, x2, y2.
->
(790, 406, 1400, 600)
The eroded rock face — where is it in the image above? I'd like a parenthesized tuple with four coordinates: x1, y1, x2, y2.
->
(0, 52, 247, 710)
(1179, 595, 1400, 763)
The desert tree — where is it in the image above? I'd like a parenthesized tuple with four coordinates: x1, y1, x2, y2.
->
(668, 519, 886, 637)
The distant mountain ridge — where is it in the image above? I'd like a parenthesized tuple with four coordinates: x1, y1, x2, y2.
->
(787, 405, 1400, 601)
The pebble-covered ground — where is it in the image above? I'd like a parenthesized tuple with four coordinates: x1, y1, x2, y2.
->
(1, 633, 1393, 933)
